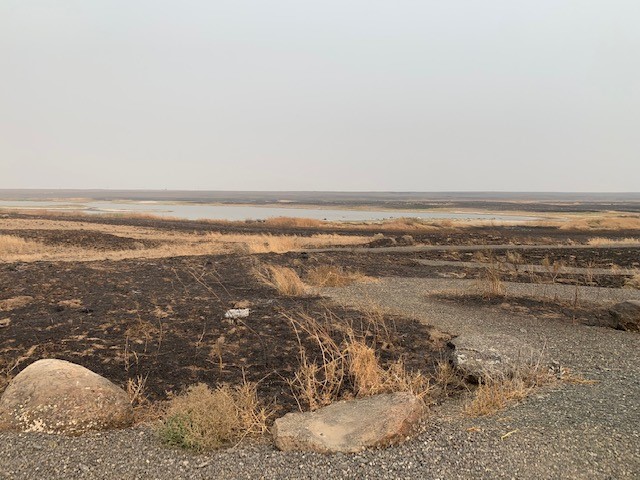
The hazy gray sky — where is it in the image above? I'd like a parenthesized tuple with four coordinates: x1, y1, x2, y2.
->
(1, 1, 639, 191)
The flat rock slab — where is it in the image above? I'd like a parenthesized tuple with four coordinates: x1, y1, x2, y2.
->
(448, 333, 542, 382)
(0, 359, 133, 435)
(609, 300, 640, 332)
(272, 392, 423, 453)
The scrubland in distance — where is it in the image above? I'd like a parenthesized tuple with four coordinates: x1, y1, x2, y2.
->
(0, 218, 369, 262)
(587, 237, 640, 246)
(557, 215, 640, 231)
(203, 232, 365, 254)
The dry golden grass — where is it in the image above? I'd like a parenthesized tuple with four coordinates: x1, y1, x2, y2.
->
(305, 265, 374, 287)
(557, 215, 640, 231)
(255, 265, 308, 296)
(0, 217, 369, 262)
(0, 295, 34, 312)
(347, 341, 430, 398)
(587, 237, 640, 246)
(0, 235, 44, 256)
(157, 381, 272, 451)
(126, 375, 149, 408)
(206, 232, 366, 254)
(0, 345, 40, 394)
(432, 361, 467, 397)
(624, 273, 640, 290)
(475, 262, 506, 298)
(464, 365, 555, 417)
(262, 216, 326, 228)
(288, 313, 430, 411)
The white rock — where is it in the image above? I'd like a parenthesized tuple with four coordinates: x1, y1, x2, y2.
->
(225, 308, 250, 319)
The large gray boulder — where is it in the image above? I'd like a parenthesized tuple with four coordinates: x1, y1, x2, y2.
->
(272, 392, 423, 453)
(0, 359, 133, 435)
(609, 300, 640, 332)
(448, 334, 541, 382)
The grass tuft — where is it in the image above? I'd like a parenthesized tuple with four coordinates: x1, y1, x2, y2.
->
(305, 265, 374, 287)
(464, 364, 555, 417)
(287, 313, 430, 411)
(157, 381, 272, 451)
(255, 265, 308, 296)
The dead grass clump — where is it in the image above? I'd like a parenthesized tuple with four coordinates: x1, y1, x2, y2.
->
(305, 265, 374, 287)
(157, 381, 272, 451)
(204, 232, 367, 254)
(255, 265, 308, 296)
(262, 217, 326, 229)
(587, 237, 640, 246)
(558, 215, 640, 231)
(624, 273, 640, 290)
(57, 299, 83, 309)
(288, 313, 430, 411)
(476, 262, 506, 299)
(432, 360, 467, 397)
(0, 295, 34, 312)
(464, 365, 555, 417)
(0, 235, 43, 258)
(347, 342, 429, 398)
(127, 375, 149, 408)
(378, 217, 439, 231)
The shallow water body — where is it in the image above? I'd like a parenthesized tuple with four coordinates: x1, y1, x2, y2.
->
(0, 200, 536, 222)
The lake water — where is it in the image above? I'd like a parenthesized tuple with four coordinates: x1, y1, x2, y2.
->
(0, 200, 536, 222)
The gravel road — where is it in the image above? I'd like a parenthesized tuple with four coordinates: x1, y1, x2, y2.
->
(1, 278, 639, 479)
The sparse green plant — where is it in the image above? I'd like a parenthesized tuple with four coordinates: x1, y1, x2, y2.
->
(157, 381, 272, 451)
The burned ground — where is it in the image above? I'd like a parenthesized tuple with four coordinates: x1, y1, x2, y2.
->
(0, 253, 441, 413)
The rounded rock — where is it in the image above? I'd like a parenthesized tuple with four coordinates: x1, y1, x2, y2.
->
(0, 359, 133, 435)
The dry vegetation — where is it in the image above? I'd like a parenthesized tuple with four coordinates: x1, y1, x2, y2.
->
(0, 218, 369, 262)
(255, 264, 308, 296)
(556, 215, 640, 231)
(0, 235, 43, 257)
(475, 262, 507, 299)
(305, 265, 375, 287)
(157, 381, 273, 451)
(587, 237, 640, 246)
(287, 313, 431, 411)
(205, 232, 365, 254)
(464, 364, 556, 417)
(625, 274, 640, 290)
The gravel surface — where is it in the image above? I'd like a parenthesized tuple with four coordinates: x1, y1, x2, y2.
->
(1, 278, 639, 479)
